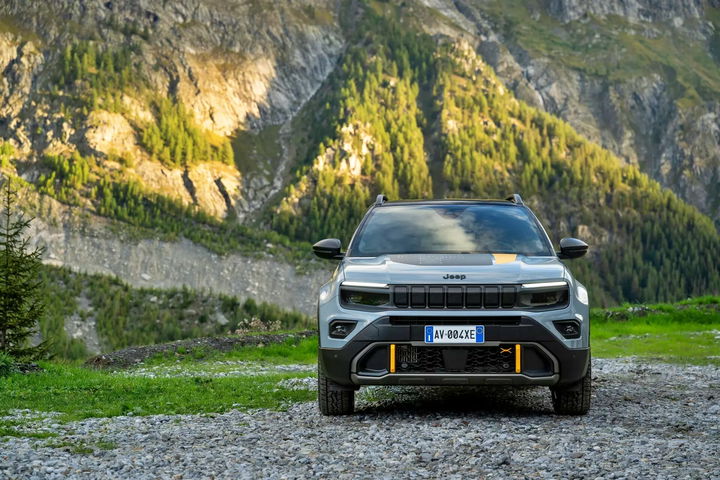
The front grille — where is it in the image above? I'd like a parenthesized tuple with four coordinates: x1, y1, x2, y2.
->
(393, 285, 518, 309)
(396, 345, 516, 373)
(388, 316, 521, 325)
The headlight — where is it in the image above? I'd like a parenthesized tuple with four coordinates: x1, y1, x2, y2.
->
(340, 283, 390, 308)
(517, 282, 569, 309)
(576, 284, 588, 305)
(319, 285, 331, 302)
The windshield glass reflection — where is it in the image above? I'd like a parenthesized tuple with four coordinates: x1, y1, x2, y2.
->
(352, 204, 552, 257)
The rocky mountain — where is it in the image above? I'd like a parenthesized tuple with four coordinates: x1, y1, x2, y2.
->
(411, 0, 720, 223)
(0, 0, 345, 219)
(3, 0, 720, 222)
(0, 0, 345, 317)
(0, 0, 719, 310)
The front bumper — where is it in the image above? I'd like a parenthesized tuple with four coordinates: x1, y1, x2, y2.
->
(319, 316, 589, 389)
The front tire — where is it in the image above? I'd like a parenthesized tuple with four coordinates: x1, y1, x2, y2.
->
(551, 361, 592, 415)
(318, 369, 355, 416)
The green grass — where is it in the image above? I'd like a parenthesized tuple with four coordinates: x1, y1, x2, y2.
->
(0, 363, 314, 423)
(0, 420, 58, 439)
(590, 299, 720, 365)
(44, 440, 97, 454)
(69, 445, 94, 454)
(95, 440, 118, 450)
(144, 336, 318, 367)
(592, 331, 719, 365)
(221, 336, 318, 364)
(0, 337, 319, 425)
(42, 438, 117, 454)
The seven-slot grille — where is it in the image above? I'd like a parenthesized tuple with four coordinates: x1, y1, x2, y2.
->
(393, 285, 518, 309)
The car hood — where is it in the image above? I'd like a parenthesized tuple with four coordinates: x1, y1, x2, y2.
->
(341, 254, 567, 285)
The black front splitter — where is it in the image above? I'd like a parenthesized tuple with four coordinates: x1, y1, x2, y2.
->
(351, 372, 559, 386)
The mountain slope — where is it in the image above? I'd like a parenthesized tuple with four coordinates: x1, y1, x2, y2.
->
(406, 0, 720, 224)
(0, 0, 346, 219)
(0, 1, 718, 308)
(273, 13, 720, 306)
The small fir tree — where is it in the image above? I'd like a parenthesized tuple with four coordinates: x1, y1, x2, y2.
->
(0, 178, 48, 358)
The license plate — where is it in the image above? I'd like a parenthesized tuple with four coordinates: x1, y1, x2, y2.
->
(424, 325, 484, 344)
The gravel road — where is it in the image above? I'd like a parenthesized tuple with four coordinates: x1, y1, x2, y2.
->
(2, 358, 719, 479)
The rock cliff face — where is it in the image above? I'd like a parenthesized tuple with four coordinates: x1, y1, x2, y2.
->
(26, 197, 331, 316)
(543, 0, 708, 24)
(0, 0, 345, 219)
(38, 229, 329, 317)
(415, 0, 720, 222)
(0, 0, 345, 133)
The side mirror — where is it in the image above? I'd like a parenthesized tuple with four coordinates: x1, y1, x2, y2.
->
(313, 238, 344, 260)
(558, 237, 588, 259)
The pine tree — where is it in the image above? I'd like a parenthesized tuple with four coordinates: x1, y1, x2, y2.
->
(0, 179, 48, 358)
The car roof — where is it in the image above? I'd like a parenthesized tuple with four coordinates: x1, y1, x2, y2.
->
(379, 199, 522, 206)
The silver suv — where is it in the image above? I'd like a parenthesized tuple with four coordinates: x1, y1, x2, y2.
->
(314, 194, 591, 415)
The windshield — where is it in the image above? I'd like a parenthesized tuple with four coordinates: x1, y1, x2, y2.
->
(349, 204, 553, 257)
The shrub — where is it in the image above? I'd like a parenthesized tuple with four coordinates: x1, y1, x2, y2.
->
(0, 352, 16, 377)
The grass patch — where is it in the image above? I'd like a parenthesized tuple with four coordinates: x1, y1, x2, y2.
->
(0, 363, 315, 422)
(70, 444, 94, 455)
(44, 438, 117, 452)
(145, 336, 318, 367)
(0, 421, 58, 439)
(0, 337, 318, 422)
(96, 440, 118, 450)
(219, 336, 318, 364)
(590, 300, 720, 365)
(592, 332, 719, 366)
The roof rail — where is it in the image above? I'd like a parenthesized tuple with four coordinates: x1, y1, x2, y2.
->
(375, 194, 388, 206)
(506, 193, 524, 205)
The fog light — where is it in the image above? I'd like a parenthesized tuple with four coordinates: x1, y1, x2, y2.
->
(329, 320, 357, 339)
(553, 320, 581, 339)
